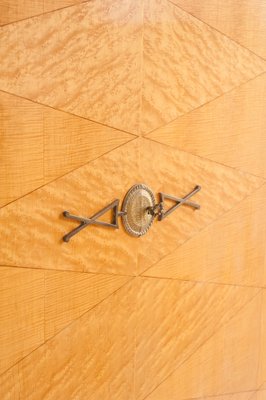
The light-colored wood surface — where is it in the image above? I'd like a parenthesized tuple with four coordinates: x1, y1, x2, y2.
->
(0, 278, 259, 399)
(0, 91, 134, 208)
(259, 292, 266, 387)
(0, 139, 141, 275)
(44, 270, 129, 340)
(147, 73, 266, 179)
(171, 0, 266, 59)
(0, 267, 44, 375)
(137, 139, 263, 274)
(145, 290, 262, 400)
(0, 0, 265, 398)
(143, 184, 266, 287)
(0, 0, 142, 134)
(0, 266, 129, 375)
(0, 0, 83, 26)
(135, 278, 259, 399)
(141, 0, 266, 134)
(250, 390, 266, 400)
(0, 279, 136, 400)
(0, 138, 262, 277)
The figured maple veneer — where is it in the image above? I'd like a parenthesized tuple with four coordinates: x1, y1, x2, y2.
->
(171, 0, 266, 59)
(0, 0, 142, 134)
(141, 0, 266, 133)
(148, 73, 266, 179)
(145, 290, 262, 400)
(0, 91, 134, 208)
(137, 139, 264, 274)
(0, 267, 44, 375)
(44, 270, 129, 340)
(0, 266, 129, 375)
(0, 0, 265, 135)
(134, 278, 259, 399)
(251, 390, 266, 400)
(0, 138, 263, 276)
(143, 184, 266, 287)
(0, 279, 136, 400)
(0, 277, 259, 400)
(0, 1, 84, 26)
(259, 292, 266, 388)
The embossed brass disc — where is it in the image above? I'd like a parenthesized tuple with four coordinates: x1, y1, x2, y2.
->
(121, 184, 156, 237)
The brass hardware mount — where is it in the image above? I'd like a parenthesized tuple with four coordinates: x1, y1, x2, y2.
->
(62, 184, 201, 242)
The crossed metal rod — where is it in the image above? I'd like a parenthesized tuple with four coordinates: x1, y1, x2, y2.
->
(62, 199, 126, 242)
(62, 185, 201, 242)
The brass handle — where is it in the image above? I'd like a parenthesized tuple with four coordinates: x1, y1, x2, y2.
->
(62, 184, 201, 241)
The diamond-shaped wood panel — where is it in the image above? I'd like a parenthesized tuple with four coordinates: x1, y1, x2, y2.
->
(171, 0, 266, 59)
(0, 91, 134, 208)
(0, 279, 136, 400)
(0, 266, 129, 375)
(0, 0, 143, 134)
(147, 73, 266, 179)
(143, 184, 266, 287)
(145, 291, 262, 400)
(135, 278, 259, 399)
(0, 0, 265, 135)
(0, 138, 263, 277)
(141, 0, 266, 133)
(0, 278, 259, 399)
(0, 0, 265, 398)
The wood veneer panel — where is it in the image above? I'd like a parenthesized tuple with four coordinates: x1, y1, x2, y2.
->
(148, 73, 266, 179)
(251, 390, 266, 400)
(0, 92, 44, 207)
(205, 394, 257, 400)
(143, 184, 266, 287)
(171, 0, 266, 59)
(0, 140, 141, 275)
(135, 277, 259, 399)
(0, 280, 136, 400)
(0, 266, 129, 376)
(44, 270, 130, 340)
(137, 139, 264, 274)
(0, 267, 45, 375)
(0, 91, 134, 208)
(259, 292, 266, 388)
(0, 0, 83, 26)
(141, 0, 266, 134)
(0, 138, 262, 276)
(145, 291, 262, 400)
(0, 0, 142, 134)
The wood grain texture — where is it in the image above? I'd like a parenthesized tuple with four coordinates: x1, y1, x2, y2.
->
(182, 392, 258, 400)
(0, 91, 134, 208)
(0, 0, 142, 134)
(137, 138, 264, 274)
(250, 390, 266, 400)
(147, 73, 266, 179)
(0, 0, 83, 26)
(143, 184, 266, 287)
(145, 290, 262, 400)
(135, 277, 259, 399)
(0, 266, 129, 376)
(0, 138, 263, 276)
(259, 291, 266, 388)
(0, 279, 136, 400)
(0, 139, 141, 275)
(171, 0, 266, 59)
(141, 0, 266, 134)
(44, 270, 130, 340)
(0, 267, 44, 375)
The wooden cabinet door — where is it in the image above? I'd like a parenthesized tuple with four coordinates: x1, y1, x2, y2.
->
(0, 1, 265, 399)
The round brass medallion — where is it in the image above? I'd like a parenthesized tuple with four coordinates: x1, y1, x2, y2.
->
(121, 184, 156, 237)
